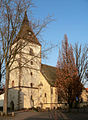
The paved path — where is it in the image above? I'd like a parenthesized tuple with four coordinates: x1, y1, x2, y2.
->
(49, 110, 71, 120)
(0, 110, 88, 120)
(0, 110, 70, 120)
(65, 112, 88, 120)
(0, 111, 50, 120)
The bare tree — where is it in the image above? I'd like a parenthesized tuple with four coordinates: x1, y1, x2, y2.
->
(74, 43, 88, 85)
(0, 0, 53, 115)
(0, 0, 33, 115)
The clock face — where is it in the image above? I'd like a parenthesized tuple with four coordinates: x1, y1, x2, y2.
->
(29, 31, 31, 35)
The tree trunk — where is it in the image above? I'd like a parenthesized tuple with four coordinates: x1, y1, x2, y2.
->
(69, 102, 73, 108)
(3, 66, 9, 115)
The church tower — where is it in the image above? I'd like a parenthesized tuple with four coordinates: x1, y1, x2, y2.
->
(8, 11, 41, 110)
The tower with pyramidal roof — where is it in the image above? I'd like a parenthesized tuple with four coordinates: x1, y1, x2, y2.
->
(8, 12, 58, 110)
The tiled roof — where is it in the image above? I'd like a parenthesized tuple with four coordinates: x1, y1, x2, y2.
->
(41, 64, 56, 87)
(85, 88, 88, 92)
(15, 11, 41, 46)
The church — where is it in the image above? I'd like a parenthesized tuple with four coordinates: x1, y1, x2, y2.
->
(8, 12, 58, 110)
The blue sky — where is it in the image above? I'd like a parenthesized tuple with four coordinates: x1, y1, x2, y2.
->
(31, 0, 88, 66)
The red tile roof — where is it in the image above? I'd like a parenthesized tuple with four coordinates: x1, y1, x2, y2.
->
(86, 88, 88, 91)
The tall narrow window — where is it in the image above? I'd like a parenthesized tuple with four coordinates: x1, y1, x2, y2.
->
(44, 93, 47, 103)
(58, 96, 61, 102)
(31, 61, 33, 65)
(30, 72, 33, 76)
(30, 83, 33, 87)
(45, 93, 46, 97)
(31, 95, 33, 100)
(51, 88, 53, 94)
(12, 81, 14, 87)
(30, 48, 34, 56)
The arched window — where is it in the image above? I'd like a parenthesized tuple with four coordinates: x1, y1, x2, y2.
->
(29, 48, 34, 56)
(12, 81, 14, 87)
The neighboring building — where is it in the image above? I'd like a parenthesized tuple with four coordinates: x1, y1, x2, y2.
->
(0, 88, 4, 108)
(0, 88, 4, 95)
(8, 12, 58, 110)
(0, 93, 4, 107)
(81, 88, 88, 102)
(79, 88, 88, 107)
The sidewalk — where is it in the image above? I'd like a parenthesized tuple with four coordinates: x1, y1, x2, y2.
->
(0, 111, 50, 120)
(0, 109, 88, 120)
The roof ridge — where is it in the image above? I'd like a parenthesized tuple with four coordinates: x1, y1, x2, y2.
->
(41, 63, 56, 68)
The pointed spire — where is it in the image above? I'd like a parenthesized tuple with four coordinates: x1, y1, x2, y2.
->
(16, 11, 41, 46)
(19, 11, 32, 35)
(22, 10, 29, 26)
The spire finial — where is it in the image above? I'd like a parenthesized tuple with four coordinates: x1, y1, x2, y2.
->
(24, 8, 27, 16)
(22, 10, 29, 25)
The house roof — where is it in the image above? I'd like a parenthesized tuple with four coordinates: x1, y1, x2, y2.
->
(15, 11, 41, 46)
(41, 64, 57, 87)
(85, 88, 88, 92)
